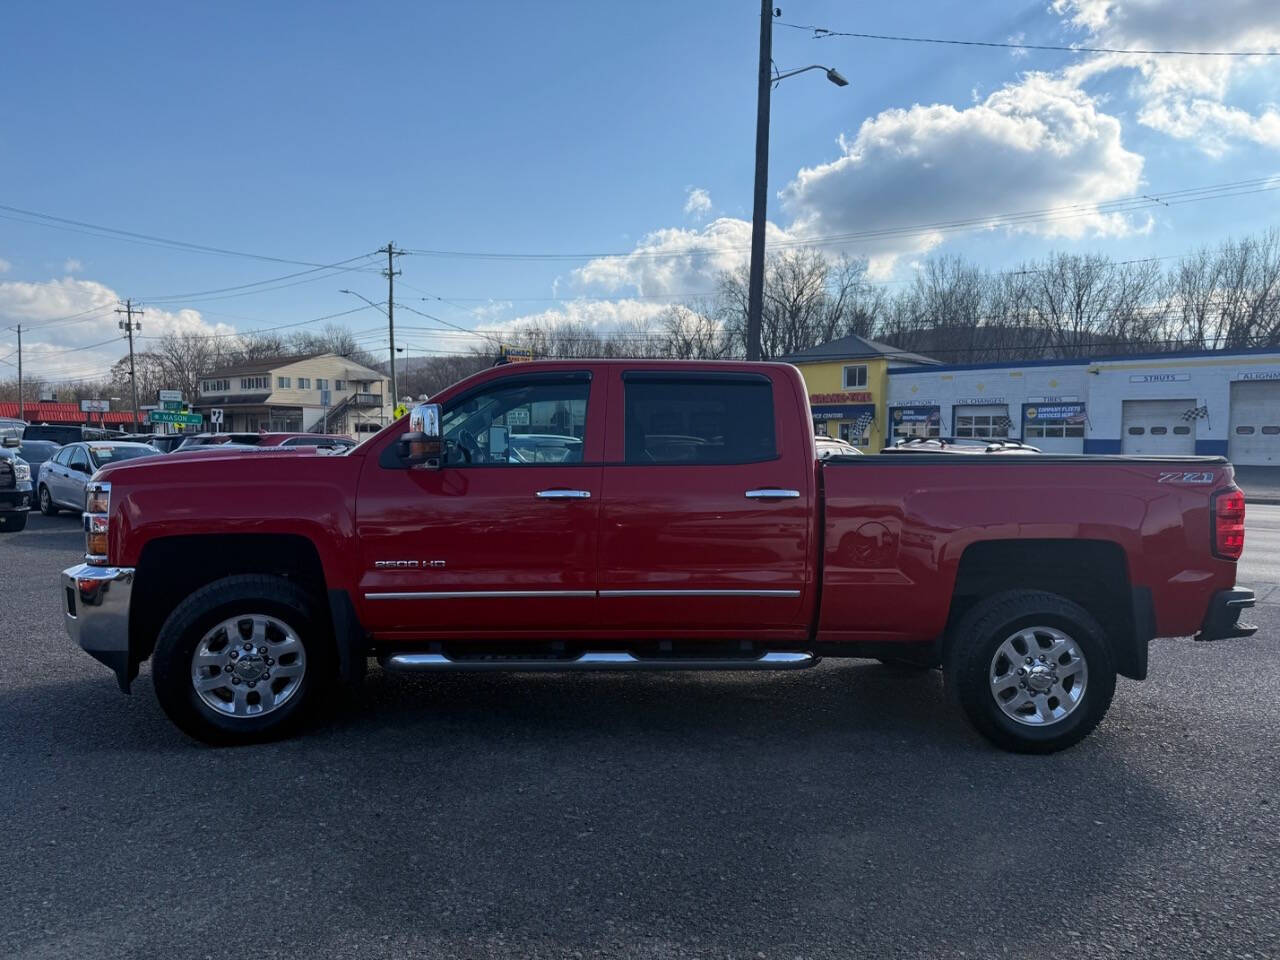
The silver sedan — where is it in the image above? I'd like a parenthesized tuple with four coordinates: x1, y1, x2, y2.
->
(37, 441, 159, 515)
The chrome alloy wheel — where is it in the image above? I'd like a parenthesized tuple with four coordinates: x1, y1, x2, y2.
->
(191, 615, 306, 718)
(988, 626, 1088, 727)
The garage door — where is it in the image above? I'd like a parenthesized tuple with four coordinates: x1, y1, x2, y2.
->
(1229, 381, 1280, 465)
(953, 404, 1010, 439)
(1121, 399, 1197, 455)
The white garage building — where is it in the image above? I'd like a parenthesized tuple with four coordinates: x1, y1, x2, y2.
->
(884, 347, 1280, 464)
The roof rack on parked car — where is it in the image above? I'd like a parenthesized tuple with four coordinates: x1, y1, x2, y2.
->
(883, 437, 1041, 454)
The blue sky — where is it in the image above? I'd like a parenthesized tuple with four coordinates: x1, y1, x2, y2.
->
(2, 0, 1278, 381)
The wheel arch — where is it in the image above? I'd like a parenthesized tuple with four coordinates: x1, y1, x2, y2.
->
(944, 538, 1149, 681)
(129, 534, 366, 690)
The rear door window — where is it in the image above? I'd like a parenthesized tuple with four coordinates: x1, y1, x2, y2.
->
(623, 375, 776, 465)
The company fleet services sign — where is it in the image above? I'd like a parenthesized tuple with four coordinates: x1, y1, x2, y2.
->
(1023, 402, 1086, 423)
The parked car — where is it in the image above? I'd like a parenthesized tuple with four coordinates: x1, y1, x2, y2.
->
(255, 432, 355, 450)
(884, 437, 1042, 455)
(134, 433, 191, 454)
(814, 435, 862, 459)
(16, 439, 61, 477)
(175, 432, 353, 451)
(0, 437, 33, 531)
(23, 423, 127, 445)
(174, 432, 265, 449)
(38, 441, 159, 515)
(60, 360, 1254, 752)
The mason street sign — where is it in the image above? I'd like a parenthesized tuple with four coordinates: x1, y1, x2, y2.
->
(148, 410, 203, 426)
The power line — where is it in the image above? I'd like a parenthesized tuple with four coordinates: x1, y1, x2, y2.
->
(138, 253, 383, 303)
(0, 201, 384, 269)
(776, 20, 1280, 56)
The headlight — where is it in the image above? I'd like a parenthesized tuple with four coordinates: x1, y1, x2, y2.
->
(84, 481, 111, 563)
(13, 462, 30, 482)
(85, 484, 110, 515)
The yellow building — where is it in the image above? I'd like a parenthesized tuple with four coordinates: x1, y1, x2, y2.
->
(778, 335, 939, 452)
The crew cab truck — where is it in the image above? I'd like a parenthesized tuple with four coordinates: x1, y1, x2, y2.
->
(60, 360, 1257, 752)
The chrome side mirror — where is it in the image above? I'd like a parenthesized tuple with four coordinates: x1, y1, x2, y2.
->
(397, 402, 443, 468)
(1, 437, 19, 448)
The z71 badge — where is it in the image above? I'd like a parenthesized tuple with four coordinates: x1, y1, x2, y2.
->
(1158, 471, 1215, 484)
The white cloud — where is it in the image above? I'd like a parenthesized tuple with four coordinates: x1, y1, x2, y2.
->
(62, 258, 83, 274)
(482, 298, 671, 341)
(561, 69, 1147, 289)
(780, 73, 1146, 270)
(0, 276, 235, 380)
(570, 216, 794, 297)
(1055, 0, 1280, 151)
(683, 186, 713, 218)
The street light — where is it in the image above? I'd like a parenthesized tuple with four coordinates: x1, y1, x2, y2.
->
(774, 64, 848, 86)
(746, 3, 849, 362)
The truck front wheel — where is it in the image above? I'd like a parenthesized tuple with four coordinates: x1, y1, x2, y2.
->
(152, 575, 334, 745)
(945, 590, 1116, 754)
(0, 512, 28, 532)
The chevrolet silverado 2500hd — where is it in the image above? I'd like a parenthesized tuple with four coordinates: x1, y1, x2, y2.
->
(60, 360, 1256, 751)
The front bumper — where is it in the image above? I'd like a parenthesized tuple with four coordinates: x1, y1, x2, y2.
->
(61, 563, 135, 692)
(0, 483, 32, 513)
(1197, 588, 1258, 641)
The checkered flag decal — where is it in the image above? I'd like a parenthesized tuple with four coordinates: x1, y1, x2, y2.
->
(1182, 405, 1209, 421)
(994, 415, 1012, 430)
(852, 410, 875, 436)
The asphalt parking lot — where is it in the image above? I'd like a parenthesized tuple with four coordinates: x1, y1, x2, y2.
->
(2, 509, 1277, 960)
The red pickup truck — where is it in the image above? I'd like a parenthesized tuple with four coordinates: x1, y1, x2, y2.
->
(60, 360, 1256, 752)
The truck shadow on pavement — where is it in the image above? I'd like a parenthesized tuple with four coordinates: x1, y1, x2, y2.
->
(2, 663, 1197, 958)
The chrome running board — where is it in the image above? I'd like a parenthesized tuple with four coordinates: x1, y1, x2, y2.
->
(379, 650, 819, 672)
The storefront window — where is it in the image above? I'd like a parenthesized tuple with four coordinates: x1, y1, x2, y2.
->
(890, 406, 941, 440)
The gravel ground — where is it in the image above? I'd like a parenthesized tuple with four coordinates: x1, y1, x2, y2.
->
(1, 510, 1276, 960)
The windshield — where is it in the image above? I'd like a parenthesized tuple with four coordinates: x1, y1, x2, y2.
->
(88, 445, 160, 468)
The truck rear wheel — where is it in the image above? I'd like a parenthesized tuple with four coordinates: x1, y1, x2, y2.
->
(945, 590, 1116, 754)
(151, 575, 334, 745)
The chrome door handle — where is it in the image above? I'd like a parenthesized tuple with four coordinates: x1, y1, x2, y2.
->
(745, 488, 801, 499)
(536, 489, 592, 499)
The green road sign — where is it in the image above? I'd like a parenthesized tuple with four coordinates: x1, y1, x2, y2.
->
(162, 400, 184, 411)
(148, 410, 203, 426)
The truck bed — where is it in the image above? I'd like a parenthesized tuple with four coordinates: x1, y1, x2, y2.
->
(817, 454, 1238, 646)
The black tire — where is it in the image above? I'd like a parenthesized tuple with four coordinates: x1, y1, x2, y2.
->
(945, 590, 1116, 754)
(0, 512, 28, 532)
(151, 575, 335, 745)
(38, 486, 58, 516)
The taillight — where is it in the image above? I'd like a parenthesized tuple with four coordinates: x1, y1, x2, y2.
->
(83, 481, 111, 564)
(1212, 488, 1245, 560)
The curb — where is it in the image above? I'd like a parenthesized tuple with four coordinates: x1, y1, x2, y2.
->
(1245, 496, 1280, 506)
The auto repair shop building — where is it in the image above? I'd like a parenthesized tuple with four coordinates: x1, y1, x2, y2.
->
(883, 346, 1280, 464)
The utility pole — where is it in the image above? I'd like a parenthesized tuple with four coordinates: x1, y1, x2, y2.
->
(746, 0, 775, 362)
(15, 324, 22, 421)
(383, 243, 403, 408)
(115, 299, 142, 430)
